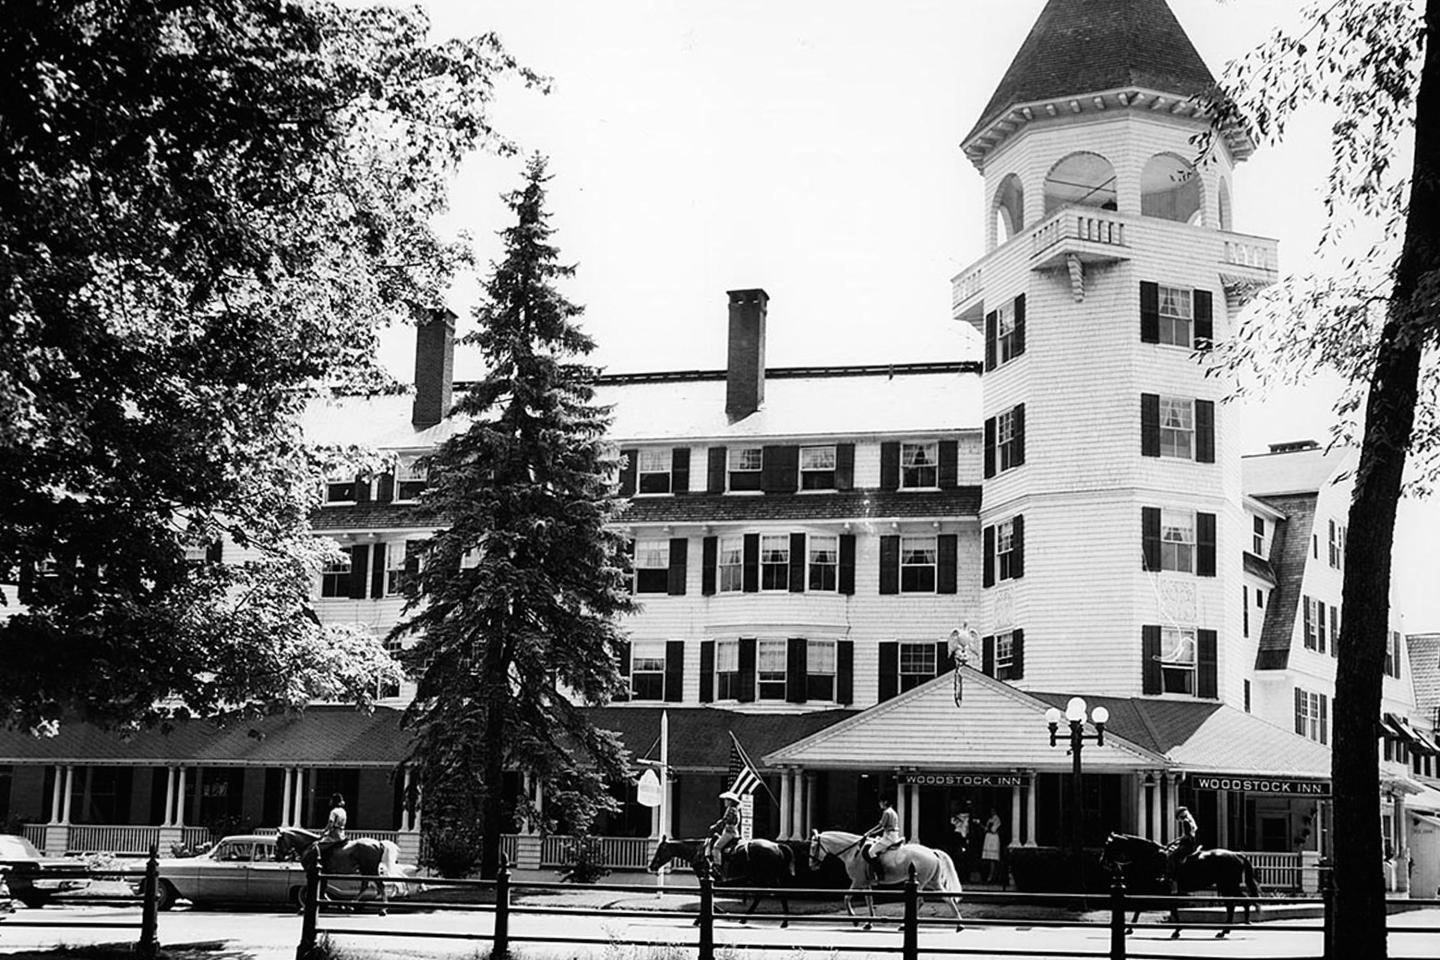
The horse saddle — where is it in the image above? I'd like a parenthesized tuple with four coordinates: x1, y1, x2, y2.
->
(863, 839, 907, 883)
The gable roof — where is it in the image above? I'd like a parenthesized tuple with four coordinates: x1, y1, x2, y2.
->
(1254, 493, 1318, 670)
(964, 0, 1217, 146)
(1242, 445, 1354, 497)
(1408, 632, 1440, 720)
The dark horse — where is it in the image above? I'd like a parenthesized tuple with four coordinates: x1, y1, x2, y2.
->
(276, 827, 400, 915)
(1101, 833, 1262, 939)
(648, 836, 796, 926)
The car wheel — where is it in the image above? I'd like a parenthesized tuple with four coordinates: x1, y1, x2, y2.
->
(156, 881, 178, 912)
(15, 891, 51, 909)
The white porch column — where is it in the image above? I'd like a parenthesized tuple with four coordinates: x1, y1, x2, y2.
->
(60, 765, 75, 824)
(1131, 775, 1145, 840)
(49, 765, 63, 823)
(779, 772, 794, 839)
(534, 778, 544, 831)
(804, 774, 816, 835)
(1025, 772, 1038, 845)
(895, 779, 907, 834)
(290, 767, 304, 828)
(1163, 774, 1179, 844)
(174, 766, 187, 826)
(908, 780, 922, 840)
(281, 768, 294, 827)
(1010, 779, 1023, 848)
(792, 771, 805, 839)
(163, 767, 177, 827)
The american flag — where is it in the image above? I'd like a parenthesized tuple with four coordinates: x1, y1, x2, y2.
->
(726, 731, 764, 798)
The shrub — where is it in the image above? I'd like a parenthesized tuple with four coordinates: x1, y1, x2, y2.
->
(558, 835, 609, 884)
(1006, 846, 1110, 893)
(424, 827, 481, 879)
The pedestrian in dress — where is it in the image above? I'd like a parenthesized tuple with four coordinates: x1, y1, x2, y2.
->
(982, 808, 1003, 883)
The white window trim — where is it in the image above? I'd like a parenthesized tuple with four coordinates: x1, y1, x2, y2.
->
(634, 539, 670, 593)
(714, 639, 741, 701)
(807, 534, 839, 592)
(1157, 284, 1194, 349)
(900, 441, 940, 490)
(996, 519, 1016, 582)
(1159, 626, 1198, 695)
(759, 534, 790, 592)
(636, 448, 673, 496)
(996, 300, 1019, 365)
(899, 535, 938, 593)
(1159, 508, 1196, 574)
(1158, 396, 1195, 461)
(806, 639, 838, 702)
(717, 536, 744, 593)
(630, 639, 668, 701)
(799, 444, 838, 492)
(757, 639, 787, 700)
(728, 446, 764, 493)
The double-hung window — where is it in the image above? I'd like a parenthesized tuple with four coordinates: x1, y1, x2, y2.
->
(396, 457, 428, 501)
(634, 539, 670, 593)
(997, 409, 1022, 472)
(996, 519, 1017, 581)
(808, 535, 838, 591)
(1159, 627, 1197, 694)
(1159, 397, 1194, 459)
(324, 477, 357, 505)
(900, 536, 937, 593)
(729, 447, 763, 492)
(1252, 516, 1266, 556)
(715, 640, 742, 700)
(718, 536, 744, 592)
(1158, 285, 1193, 347)
(900, 442, 938, 488)
(760, 535, 790, 591)
(995, 632, 1017, 681)
(997, 300, 1019, 364)
(638, 448, 673, 494)
(630, 640, 667, 701)
(1160, 510, 1195, 573)
(757, 640, 787, 700)
(807, 640, 837, 700)
(898, 642, 936, 692)
(800, 445, 837, 490)
(320, 549, 353, 598)
(385, 542, 411, 596)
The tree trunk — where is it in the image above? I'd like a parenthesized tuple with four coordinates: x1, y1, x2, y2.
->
(481, 634, 509, 880)
(1330, 3, 1439, 956)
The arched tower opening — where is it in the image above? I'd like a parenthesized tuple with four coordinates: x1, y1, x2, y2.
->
(1217, 176, 1233, 231)
(993, 174, 1025, 243)
(1043, 152, 1117, 216)
(1141, 152, 1203, 224)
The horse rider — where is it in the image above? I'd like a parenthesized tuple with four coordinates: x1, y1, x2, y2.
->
(316, 792, 348, 867)
(706, 791, 743, 871)
(1164, 805, 1200, 889)
(862, 797, 904, 875)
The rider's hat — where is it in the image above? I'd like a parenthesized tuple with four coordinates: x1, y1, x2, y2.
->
(330, 793, 346, 807)
(718, 790, 741, 802)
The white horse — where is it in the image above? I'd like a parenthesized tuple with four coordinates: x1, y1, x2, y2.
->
(808, 829, 964, 931)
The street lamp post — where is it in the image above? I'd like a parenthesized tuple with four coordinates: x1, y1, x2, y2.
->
(1045, 697, 1109, 886)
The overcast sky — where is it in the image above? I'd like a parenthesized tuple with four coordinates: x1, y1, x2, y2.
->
(379, 0, 1438, 632)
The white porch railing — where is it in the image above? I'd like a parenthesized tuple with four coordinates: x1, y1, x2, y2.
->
(65, 824, 162, 854)
(1222, 238, 1277, 271)
(951, 265, 983, 309)
(23, 824, 47, 850)
(181, 825, 211, 849)
(539, 835, 654, 870)
(1244, 850, 1302, 889)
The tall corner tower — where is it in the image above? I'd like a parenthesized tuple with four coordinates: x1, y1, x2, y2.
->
(954, 0, 1277, 704)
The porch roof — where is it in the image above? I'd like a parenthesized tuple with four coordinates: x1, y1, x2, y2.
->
(0, 706, 412, 768)
(581, 705, 856, 773)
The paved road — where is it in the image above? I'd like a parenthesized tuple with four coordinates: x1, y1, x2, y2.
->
(2, 900, 1439, 959)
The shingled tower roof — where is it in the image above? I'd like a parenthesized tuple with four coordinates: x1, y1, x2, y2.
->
(964, 0, 1219, 149)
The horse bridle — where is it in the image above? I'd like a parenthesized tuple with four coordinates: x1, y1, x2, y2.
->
(809, 832, 864, 870)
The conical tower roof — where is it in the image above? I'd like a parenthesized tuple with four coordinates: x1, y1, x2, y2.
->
(964, 0, 1219, 151)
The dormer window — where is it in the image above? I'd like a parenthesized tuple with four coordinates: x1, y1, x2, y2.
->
(900, 442, 938, 489)
(1251, 516, 1267, 556)
(324, 478, 357, 505)
(638, 448, 673, 494)
(728, 447, 763, 492)
(395, 457, 428, 502)
(800, 445, 837, 490)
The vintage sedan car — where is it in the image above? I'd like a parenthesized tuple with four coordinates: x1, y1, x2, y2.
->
(154, 834, 415, 910)
(0, 835, 91, 908)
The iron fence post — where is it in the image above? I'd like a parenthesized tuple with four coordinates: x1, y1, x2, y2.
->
(697, 855, 715, 960)
(296, 856, 320, 960)
(902, 864, 919, 960)
(1108, 866, 1126, 960)
(494, 856, 511, 960)
(137, 843, 159, 959)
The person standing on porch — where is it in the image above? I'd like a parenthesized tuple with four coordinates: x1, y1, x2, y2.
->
(982, 808, 1003, 882)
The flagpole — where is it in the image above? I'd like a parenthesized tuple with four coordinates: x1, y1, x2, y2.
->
(657, 709, 669, 898)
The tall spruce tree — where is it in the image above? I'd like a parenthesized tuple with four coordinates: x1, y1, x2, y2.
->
(397, 155, 634, 879)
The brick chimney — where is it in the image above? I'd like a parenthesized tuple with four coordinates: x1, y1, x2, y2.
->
(412, 309, 455, 430)
(725, 288, 769, 422)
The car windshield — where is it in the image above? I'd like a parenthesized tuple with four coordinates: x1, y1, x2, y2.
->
(0, 836, 42, 858)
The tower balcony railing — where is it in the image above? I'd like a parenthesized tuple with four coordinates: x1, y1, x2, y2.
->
(1030, 206, 1130, 270)
(951, 264, 983, 311)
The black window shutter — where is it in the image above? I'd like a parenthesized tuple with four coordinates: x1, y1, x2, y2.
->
(878, 642, 899, 702)
(937, 534, 958, 594)
(1140, 393, 1161, 457)
(377, 472, 395, 503)
(1140, 281, 1160, 343)
(1012, 629, 1025, 680)
(668, 537, 688, 595)
(938, 440, 959, 489)
(349, 545, 370, 600)
(619, 449, 638, 496)
(205, 539, 224, 564)
(934, 640, 951, 679)
(984, 418, 996, 478)
(1013, 293, 1026, 357)
(700, 641, 715, 703)
(614, 640, 631, 702)
(1141, 507, 1161, 572)
(1294, 687, 1305, 735)
(983, 525, 995, 587)
(737, 637, 757, 703)
(665, 641, 685, 703)
(763, 445, 799, 493)
(1195, 400, 1215, 463)
(984, 310, 998, 371)
(707, 447, 727, 493)
(370, 542, 387, 599)
(1142, 625, 1162, 695)
(623, 538, 635, 594)
(1014, 404, 1026, 465)
(838, 534, 856, 595)
(1197, 513, 1217, 577)
(835, 444, 855, 491)
(743, 533, 760, 593)
(1198, 629, 1218, 698)
(786, 637, 808, 704)
(671, 448, 691, 495)
(354, 474, 371, 503)
(983, 636, 995, 677)
(701, 536, 718, 596)
(880, 442, 900, 490)
(878, 535, 900, 595)
(1012, 514, 1025, 579)
(836, 641, 855, 705)
(1319, 694, 1328, 744)
(788, 532, 806, 592)
(1194, 289, 1214, 348)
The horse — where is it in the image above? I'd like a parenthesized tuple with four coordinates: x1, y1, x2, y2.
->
(648, 836, 796, 926)
(1100, 833, 1262, 939)
(808, 830, 964, 931)
(275, 826, 400, 916)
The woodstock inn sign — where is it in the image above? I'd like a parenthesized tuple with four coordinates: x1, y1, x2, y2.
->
(899, 773, 1027, 788)
(1189, 776, 1332, 797)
